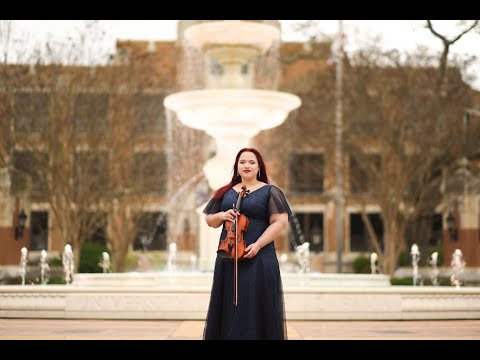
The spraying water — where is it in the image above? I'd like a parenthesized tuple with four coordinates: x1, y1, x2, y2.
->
(39, 249, 50, 285)
(20, 247, 28, 286)
(429, 252, 439, 286)
(99, 252, 111, 273)
(370, 252, 379, 274)
(62, 244, 74, 285)
(450, 249, 466, 288)
(410, 244, 422, 286)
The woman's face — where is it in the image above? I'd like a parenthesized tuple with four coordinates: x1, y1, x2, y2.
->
(237, 151, 259, 181)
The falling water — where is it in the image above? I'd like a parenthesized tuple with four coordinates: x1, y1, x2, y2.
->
(144, 170, 206, 251)
(253, 39, 281, 90)
(262, 178, 309, 273)
(179, 23, 281, 92)
(178, 39, 206, 90)
(295, 242, 311, 273)
(282, 212, 315, 273)
(289, 213, 305, 247)
(161, 101, 211, 260)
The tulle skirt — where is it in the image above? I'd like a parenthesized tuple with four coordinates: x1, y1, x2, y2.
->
(203, 247, 287, 340)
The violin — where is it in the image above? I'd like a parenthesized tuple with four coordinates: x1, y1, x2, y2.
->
(217, 184, 249, 305)
(217, 185, 249, 261)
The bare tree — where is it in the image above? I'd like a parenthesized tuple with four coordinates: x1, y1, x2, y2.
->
(0, 22, 167, 272)
(426, 20, 479, 95)
(0, 20, 14, 64)
(272, 21, 480, 274)
(345, 45, 476, 273)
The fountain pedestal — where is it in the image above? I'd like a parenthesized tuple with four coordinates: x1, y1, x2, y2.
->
(196, 205, 219, 270)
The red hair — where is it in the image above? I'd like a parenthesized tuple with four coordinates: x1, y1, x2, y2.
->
(213, 148, 270, 200)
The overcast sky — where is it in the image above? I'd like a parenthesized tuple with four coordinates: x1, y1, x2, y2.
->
(9, 20, 480, 90)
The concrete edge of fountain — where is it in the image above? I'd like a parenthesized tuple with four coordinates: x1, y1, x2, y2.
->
(2, 273, 479, 320)
(69, 272, 393, 288)
(1, 284, 480, 320)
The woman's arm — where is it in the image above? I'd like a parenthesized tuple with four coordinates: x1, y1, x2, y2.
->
(205, 209, 238, 228)
(243, 212, 288, 258)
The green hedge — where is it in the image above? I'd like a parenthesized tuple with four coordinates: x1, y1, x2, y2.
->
(352, 255, 371, 274)
(79, 242, 110, 273)
(49, 256, 63, 267)
(390, 277, 451, 286)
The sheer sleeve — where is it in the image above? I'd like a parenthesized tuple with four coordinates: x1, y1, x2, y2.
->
(203, 196, 222, 214)
(268, 185, 292, 221)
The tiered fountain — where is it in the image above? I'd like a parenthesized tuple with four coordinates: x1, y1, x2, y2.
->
(164, 20, 301, 270)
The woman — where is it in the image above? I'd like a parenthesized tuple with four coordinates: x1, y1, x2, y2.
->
(203, 147, 292, 340)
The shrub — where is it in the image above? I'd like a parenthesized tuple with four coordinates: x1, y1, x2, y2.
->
(397, 250, 408, 267)
(49, 256, 63, 267)
(79, 242, 110, 273)
(352, 255, 371, 274)
(390, 277, 413, 285)
(47, 276, 67, 284)
(390, 277, 451, 286)
(427, 245, 444, 265)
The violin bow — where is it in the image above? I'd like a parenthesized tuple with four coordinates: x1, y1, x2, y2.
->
(234, 202, 238, 305)
(233, 185, 249, 306)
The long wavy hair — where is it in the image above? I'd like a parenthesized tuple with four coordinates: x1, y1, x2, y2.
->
(213, 148, 270, 200)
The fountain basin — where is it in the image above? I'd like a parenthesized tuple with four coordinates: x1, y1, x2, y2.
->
(1, 281, 479, 320)
(164, 89, 301, 138)
(70, 272, 391, 288)
(183, 21, 280, 53)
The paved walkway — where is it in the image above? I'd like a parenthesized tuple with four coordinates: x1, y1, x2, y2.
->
(1, 319, 480, 340)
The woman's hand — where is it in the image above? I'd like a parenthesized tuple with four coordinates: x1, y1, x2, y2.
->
(219, 209, 238, 223)
(243, 242, 260, 259)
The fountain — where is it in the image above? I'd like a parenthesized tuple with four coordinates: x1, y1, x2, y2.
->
(39, 249, 50, 285)
(450, 248, 466, 288)
(429, 252, 439, 286)
(99, 252, 111, 274)
(166, 243, 177, 273)
(70, 19, 392, 289)
(62, 244, 74, 285)
(410, 244, 423, 286)
(370, 252, 379, 274)
(164, 20, 301, 270)
(190, 254, 198, 272)
(20, 247, 28, 286)
(294, 242, 310, 273)
(139, 172, 204, 255)
(63, 17, 391, 294)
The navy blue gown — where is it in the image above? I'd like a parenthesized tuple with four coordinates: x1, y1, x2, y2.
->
(202, 184, 292, 340)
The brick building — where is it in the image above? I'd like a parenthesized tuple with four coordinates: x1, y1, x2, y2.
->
(1, 38, 479, 273)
